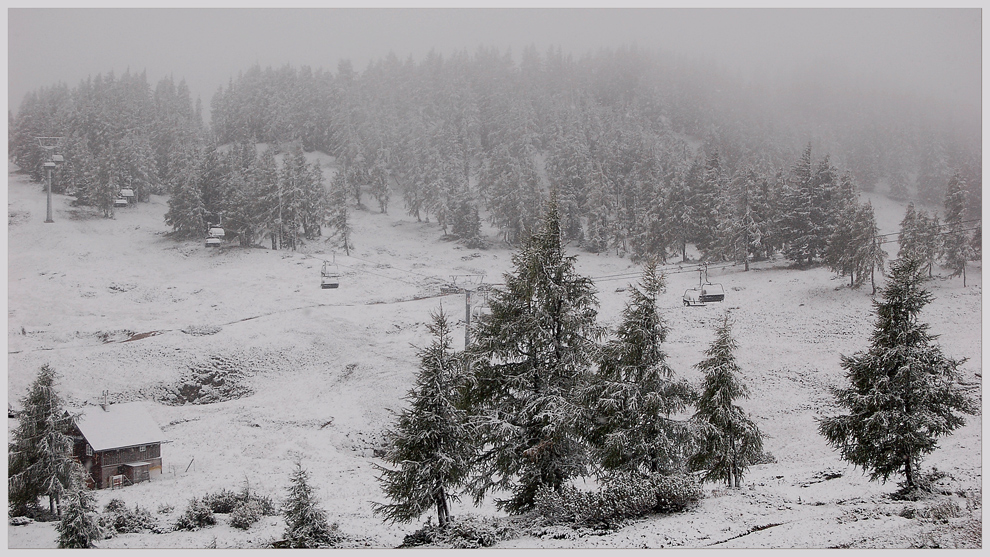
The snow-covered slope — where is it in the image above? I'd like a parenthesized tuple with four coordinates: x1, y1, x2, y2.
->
(7, 163, 982, 549)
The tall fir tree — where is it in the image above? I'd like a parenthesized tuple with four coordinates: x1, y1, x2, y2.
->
(581, 260, 695, 474)
(465, 195, 603, 512)
(369, 151, 391, 214)
(940, 173, 975, 286)
(688, 314, 763, 488)
(328, 168, 353, 255)
(780, 145, 834, 265)
(374, 309, 473, 528)
(164, 154, 206, 239)
(818, 257, 975, 489)
(898, 204, 940, 278)
(8, 364, 76, 517)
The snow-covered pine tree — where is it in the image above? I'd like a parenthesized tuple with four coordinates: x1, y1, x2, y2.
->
(665, 158, 699, 262)
(55, 464, 103, 548)
(299, 158, 328, 240)
(709, 168, 762, 267)
(8, 364, 76, 517)
(688, 314, 763, 488)
(918, 213, 942, 279)
(897, 202, 919, 261)
(940, 173, 975, 286)
(164, 153, 206, 239)
(898, 205, 941, 279)
(327, 167, 353, 256)
(369, 151, 391, 214)
(465, 195, 603, 513)
(197, 142, 227, 217)
(969, 223, 981, 261)
(281, 462, 340, 548)
(451, 197, 482, 242)
(253, 147, 282, 250)
(818, 257, 975, 490)
(691, 150, 724, 257)
(780, 145, 834, 265)
(373, 309, 473, 528)
(581, 259, 695, 474)
(915, 133, 951, 207)
(824, 203, 857, 284)
(583, 159, 614, 254)
(855, 201, 887, 294)
(278, 143, 313, 250)
(545, 125, 591, 243)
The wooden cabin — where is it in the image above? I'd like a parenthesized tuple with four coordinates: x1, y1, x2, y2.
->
(69, 402, 166, 489)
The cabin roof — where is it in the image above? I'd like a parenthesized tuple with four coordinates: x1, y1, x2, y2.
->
(72, 402, 165, 452)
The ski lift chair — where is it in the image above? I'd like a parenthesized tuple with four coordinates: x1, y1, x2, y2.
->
(682, 265, 726, 306)
(698, 282, 725, 303)
(321, 261, 340, 289)
(114, 196, 128, 207)
(205, 236, 221, 248)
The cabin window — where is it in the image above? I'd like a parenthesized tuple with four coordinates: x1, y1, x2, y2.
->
(86, 444, 92, 456)
(139, 445, 146, 452)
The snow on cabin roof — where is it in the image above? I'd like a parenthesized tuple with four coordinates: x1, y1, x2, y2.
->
(73, 402, 165, 452)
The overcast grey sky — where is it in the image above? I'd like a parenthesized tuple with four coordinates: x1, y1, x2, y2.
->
(7, 8, 982, 118)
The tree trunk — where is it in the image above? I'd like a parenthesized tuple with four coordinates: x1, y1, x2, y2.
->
(963, 263, 967, 287)
(436, 489, 449, 528)
(904, 459, 915, 489)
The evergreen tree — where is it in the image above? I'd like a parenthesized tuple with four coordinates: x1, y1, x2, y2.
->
(277, 143, 311, 250)
(690, 150, 724, 257)
(369, 152, 391, 214)
(328, 168, 353, 255)
(940, 173, 975, 286)
(688, 314, 763, 488)
(8, 364, 76, 517)
(899, 204, 940, 278)
(825, 201, 886, 290)
(465, 196, 603, 512)
(253, 147, 283, 250)
(969, 223, 981, 261)
(581, 260, 695, 474)
(164, 154, 206, 239)
(451, 197, 482, 242)
(300, 159, 329, 240)
(55, 464, 103, 548)
(857, 202, 888, 295)
(818, 257, 975, 489)
(373, 309, 473, 528)
(780, 145, 834, 265)
(281, 462, 340, 548)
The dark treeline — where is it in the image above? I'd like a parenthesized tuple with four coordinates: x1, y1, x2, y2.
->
(9, 44, 981, 267)
(9, 70, 203, 218)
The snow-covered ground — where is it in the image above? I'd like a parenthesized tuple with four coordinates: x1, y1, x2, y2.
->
(6, 160, 982, 549)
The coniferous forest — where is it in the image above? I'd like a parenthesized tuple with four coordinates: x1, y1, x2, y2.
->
(9, 45, 981, 268)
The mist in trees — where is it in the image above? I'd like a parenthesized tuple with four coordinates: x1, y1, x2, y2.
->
(11, 43, 979, 263)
